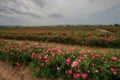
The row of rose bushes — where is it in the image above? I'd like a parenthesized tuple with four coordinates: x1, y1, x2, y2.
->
(0, 39, 120, 80)
(0, 33, 120, 48)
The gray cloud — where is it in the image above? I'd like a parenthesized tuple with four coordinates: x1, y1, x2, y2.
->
(0, 8, 12, 14)
(0, 14, 17, 20)
(33, 0, 45, 8)
(49, 14, 63, 18)
(8, 8, 42, 18)
(0, 0, 43, 18)
(0, 0, 120, 26)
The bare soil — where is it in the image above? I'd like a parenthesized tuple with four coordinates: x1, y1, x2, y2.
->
(0, 61, 45, 80)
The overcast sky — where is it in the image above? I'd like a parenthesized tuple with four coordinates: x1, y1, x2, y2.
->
(0, 0, 120, 26)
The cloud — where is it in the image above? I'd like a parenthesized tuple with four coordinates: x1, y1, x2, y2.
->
(33, 0, 45, 8)
(0, 0, 44, 18)
(48, 14, 63, 18)
(0, 0, 120, 25)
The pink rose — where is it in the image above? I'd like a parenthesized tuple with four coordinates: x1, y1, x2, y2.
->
(77, 70, 80, 73)
(95, 70, 99, 73)
(45, 59, 49, 63)
(41, 63, 45, 67)
(110, 68, 115, 72)
(38, 55, 42, 60)
(66, 58, 71, 66)
(31, 52, 36, 58)
(73, 73, 80, 79)
(57, 49, 62, 53)
(71, 47, 76, 51)
(15, 62, 21, 67)
(44, 55, 48, 59)
(91, 63, 95, 67)
(113, 71, 117, 76)
(67, 70, 73, 75)
(52, 52, 55, 57)
(71, 61, 79, 67)
(82, 73, 87, 79)
(112, 57, 117, 61)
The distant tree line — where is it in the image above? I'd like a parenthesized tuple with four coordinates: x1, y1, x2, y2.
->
(0, 24, 120, 28)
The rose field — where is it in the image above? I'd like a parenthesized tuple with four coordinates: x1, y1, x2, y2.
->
(0, 26, 120, 80)
(0, 26, 120, 48)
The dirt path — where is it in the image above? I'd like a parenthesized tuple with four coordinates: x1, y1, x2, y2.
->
(96, 28, 110, 32)
(0, 61, 44, 80)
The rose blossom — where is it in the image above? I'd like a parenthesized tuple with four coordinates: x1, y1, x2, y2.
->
(77, 70, 80, 73)
(95, 70, 99, 73)
(31, 52, 36, 58)
(66, 58, 71, 66)
(82, 73, 87, 79)
(110, 68, 115, 72)
(113, 71, 117, 76)
(112, 57, 117, 61)
(38, 55, 42, 60)
(71, 61, 79, 67)
(73, 73, 80, 79)
(67, 70, 73, 75)
(91, 63, 95, 67)
(41, 63, 45, 67)
(45, 59, 49, 63)
(15, 62, 21, 67)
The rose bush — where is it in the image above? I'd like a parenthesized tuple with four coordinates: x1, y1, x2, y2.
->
(0, 39, 120, 80)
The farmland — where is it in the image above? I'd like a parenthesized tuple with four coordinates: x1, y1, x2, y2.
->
(0, 26, 120, 48)
(0, 26, 120, 80)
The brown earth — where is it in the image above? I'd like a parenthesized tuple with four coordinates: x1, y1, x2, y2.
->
(0, 61, 50, 80)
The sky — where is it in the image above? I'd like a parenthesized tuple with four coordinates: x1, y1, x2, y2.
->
(0, 0, 120, 26)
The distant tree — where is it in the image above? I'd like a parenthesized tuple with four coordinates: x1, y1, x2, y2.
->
(114, 24, 119, 26)
(108, 24, 113, 26)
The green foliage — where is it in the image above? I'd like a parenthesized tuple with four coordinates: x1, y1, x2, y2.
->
(0, 40, 120, 80)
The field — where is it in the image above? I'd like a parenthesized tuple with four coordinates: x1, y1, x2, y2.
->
(0, 26, 120, 48)
(0, 26, 120, 80)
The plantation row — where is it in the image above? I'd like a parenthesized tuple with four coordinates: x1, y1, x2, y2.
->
(0, 39, 120, 80)
(0, 27, 120, 48)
